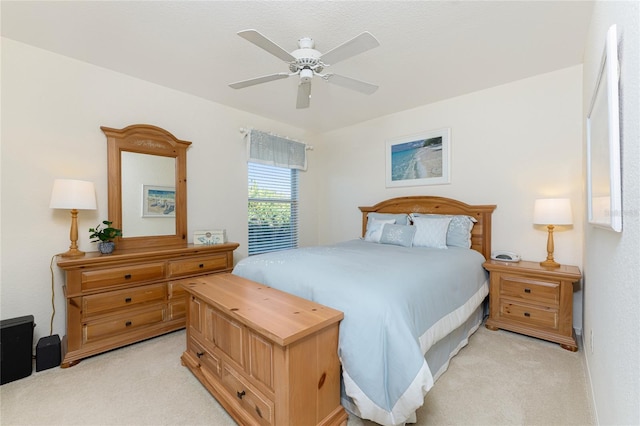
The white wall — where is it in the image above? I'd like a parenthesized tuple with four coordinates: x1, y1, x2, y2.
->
(0, 38, 321, 342)
(318, 66, 585, 330)
(582, 1, 640, 424)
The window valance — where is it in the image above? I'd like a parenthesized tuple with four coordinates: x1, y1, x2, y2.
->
(246, 129, 307, 171)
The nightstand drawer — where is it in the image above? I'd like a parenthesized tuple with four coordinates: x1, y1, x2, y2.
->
(500, 275, 559, 306)
(500, 301, 558, 330)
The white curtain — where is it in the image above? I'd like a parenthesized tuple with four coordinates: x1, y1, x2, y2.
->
(246, 129, 307, 171)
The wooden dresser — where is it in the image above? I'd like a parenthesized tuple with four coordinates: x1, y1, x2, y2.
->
(484, 260, 582, 351)
(179, 273, 347, 426)
(57, 243, 238, 367)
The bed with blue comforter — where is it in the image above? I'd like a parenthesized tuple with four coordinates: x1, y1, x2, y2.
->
(233, 196, 496, 425)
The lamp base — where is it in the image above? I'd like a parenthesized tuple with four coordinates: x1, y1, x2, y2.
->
(59, 248, 86, 258)
(540, 259, 561, 268)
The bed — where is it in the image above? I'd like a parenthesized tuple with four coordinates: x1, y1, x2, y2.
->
(232, 196, 496, 426)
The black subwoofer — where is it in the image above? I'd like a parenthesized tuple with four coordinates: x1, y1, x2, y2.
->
(36, 334, 61, 371)
(0, 315, 34, 385)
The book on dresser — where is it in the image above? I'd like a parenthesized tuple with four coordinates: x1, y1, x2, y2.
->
(56, 242, 238, 367)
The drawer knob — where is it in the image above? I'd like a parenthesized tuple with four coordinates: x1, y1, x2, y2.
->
(524, 288, 531, 293)
(199, 263, 204, 268)
(255, 407, 263, 418)
(124, 274, 132, 279)
(196, 351, 204, 358)
(125, 321, 132, 326)
(236, 390, 246, 400)
(125, 297, 132, 303)
(524, 312, 531, 317)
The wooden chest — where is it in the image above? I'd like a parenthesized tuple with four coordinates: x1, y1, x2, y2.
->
(179, 273, 347, 426)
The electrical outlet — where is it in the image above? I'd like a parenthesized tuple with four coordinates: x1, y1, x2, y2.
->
(590, 329, 594, 354)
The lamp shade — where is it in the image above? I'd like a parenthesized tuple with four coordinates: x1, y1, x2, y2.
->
(533, 198, 572, 225)
(49, 179, 97, 210)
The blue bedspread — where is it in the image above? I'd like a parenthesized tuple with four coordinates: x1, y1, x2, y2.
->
(233, 239, 488, 425)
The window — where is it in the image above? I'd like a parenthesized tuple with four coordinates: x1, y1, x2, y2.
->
(248, 162, 299, 255)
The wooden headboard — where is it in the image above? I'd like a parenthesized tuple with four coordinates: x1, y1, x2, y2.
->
(359, 196, 497, 260)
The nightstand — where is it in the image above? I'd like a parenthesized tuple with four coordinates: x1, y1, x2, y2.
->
(483, 260, 582, 351)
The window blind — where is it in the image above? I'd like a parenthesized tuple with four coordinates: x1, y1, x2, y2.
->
(248, 162, 299, 255)
(247, 129, 307, 171)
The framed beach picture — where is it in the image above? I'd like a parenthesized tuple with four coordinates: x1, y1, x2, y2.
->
(142, 185, 176, 217)
(386, 128, 451, 187)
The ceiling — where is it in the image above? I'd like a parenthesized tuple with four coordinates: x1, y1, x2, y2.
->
(1, 1, 594, 133)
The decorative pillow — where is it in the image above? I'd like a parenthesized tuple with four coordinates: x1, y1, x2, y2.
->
(410, 213, 477, 248)
(364, 218, 396, 243)
(412, 216, 452, 249)
(380, 224, 416, 247)
(367, 212, 410, 226)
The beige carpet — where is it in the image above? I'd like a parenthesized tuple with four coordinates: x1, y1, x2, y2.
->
(0, 325, 594, 426)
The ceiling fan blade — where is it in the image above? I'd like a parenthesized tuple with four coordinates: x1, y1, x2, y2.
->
(296, 82, 311, 109)
(320, 32, 380, 65)
(325, 74, 378, 95)
(237, 29, 296, 62)
(229, 73, 290, 89)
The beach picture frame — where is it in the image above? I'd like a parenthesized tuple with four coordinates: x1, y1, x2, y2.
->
(586, 25, 621, 232)
(142, 185, 176, 217)
(385, 128, 451, 187)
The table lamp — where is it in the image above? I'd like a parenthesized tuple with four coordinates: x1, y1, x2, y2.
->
(533, 198, 572, 268)
(50, 179, 97, 257)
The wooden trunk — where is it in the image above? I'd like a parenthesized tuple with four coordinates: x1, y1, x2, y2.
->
(180, 273, 347, 426)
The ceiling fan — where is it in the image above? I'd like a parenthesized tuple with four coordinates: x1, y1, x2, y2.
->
(229, 29, 380, 109)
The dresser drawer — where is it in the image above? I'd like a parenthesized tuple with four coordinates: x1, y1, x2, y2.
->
(167, 281, 186, 320)
(83, 284, 166, 317)
(168, 255, 230, 278)
(168, 281, 186, 299)
(169, 299, 186, 320)
(81, 263, 166, 292)
(83, 305, 166, 343)
(500, 275, 559, 306)
(499, 301, 558, 330)
(188, 336, 221, 377)
(221, 363, 274, 426)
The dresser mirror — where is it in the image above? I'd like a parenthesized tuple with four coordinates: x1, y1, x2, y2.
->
(102, 124, 191, 250)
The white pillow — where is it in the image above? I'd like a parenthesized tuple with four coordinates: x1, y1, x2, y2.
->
(410, 213, 477, 248)
(364, 218, 395, 242)
(412, 216, 453, 249)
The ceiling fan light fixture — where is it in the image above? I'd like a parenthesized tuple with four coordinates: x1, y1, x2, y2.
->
(300, 68, 313, 83)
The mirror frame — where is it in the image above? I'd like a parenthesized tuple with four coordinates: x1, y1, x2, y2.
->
(102, 124, 191, 250)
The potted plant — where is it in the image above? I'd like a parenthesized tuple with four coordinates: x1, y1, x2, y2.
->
(89, 220, 122, 254)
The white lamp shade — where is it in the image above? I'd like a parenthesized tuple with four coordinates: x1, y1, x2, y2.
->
(50, 179, 97, 210)
(533, 198, 573, 225)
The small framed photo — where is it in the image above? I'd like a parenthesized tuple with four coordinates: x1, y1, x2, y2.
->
(385, 128, 451, 187)
(142, 185, 176, 217)
(194, 230, 227, 245)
